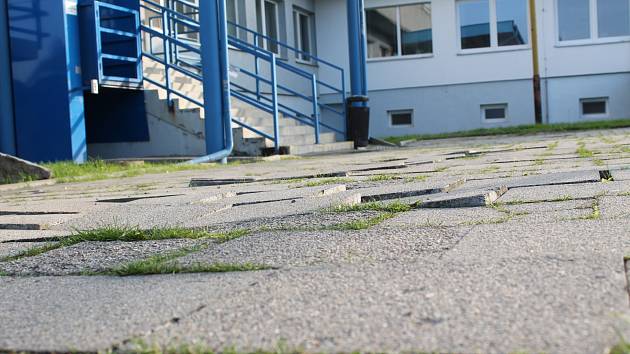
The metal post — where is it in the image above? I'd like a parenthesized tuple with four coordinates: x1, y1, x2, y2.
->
(254, 35, 261, 101)
(270, 54, 280, 153)
(198, 0, 230, 156)
(311, 74, 320, 144)
(0, 0, 16, 155)
(346, 0, 368, 103)
(162, 4, 173, 107)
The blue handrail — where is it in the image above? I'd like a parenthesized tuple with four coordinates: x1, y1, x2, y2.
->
(139, 0, 347, 151)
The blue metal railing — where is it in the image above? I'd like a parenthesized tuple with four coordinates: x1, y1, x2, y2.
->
(93, 1, 142, 84)
(139, 0, 346, 150)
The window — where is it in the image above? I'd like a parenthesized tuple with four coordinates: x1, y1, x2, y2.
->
(598, 0, 630, 38)
(389, 110, 414, 126)
(226, 0, 239, 37)
(294, 8, 315, 62)
(558, 0, 630, 42)
(481, 104, 508, 122)
(581, 98, 608, 117)
(366, 3, 432, 59)
(457, 0, 529, 50)
(257, 0, 281, 53)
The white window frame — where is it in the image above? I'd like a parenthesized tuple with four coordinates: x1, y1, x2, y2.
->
(456, 0, 531, 55)
(389, 109, 415, 127)
(366, 2, 434, 62)
(580, 97, 609, 118)
(481, 103, 509, 123)
(293, 8, 316, 65)
(554, 0, 630, 47)
(258, 0, 282, 54)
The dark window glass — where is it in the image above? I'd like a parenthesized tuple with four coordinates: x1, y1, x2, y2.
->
(227, 0, 238, 37)
(558, 0, 590, 41)
(400, 4, 433, 55)
(366, 7, 398, 58)
(484, 107, 506, 119)
(598, 0, 630, 38)
(299, 13, 311, 60)
(459, 0, 491, 49)
(496, 0, 528, 46)
(391, 112, 413, 126)
(582, 100, 607, 115)
(264, 1, 279, 53)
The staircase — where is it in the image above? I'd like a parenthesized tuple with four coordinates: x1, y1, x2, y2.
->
(134, 0, 353, 157)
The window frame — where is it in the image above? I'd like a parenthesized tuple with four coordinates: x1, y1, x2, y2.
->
(554, 0, 630, 47)
(481, 103, 509, 123)
(388, 109, 415, 128)
(257, 0, 282, 54)
(456, 0, 531, 55)
(293, 7, 316, 65)
(366, 2, 434, 62)
(580, 97, 609, 118)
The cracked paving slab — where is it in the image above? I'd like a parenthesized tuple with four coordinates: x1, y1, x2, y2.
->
(127, 258, 630, 354)
(177, 226, 467, 269)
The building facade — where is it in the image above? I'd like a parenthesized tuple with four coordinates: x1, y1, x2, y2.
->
(229, 0, 630, 137)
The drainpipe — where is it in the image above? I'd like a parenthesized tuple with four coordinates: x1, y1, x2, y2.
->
(187, 0, 233, 164)
(347, 0, 368, 104)
(529, 0, 543, 124)
(0, 0, 16, 155)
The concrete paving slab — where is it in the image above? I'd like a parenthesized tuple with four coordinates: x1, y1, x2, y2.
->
(0, 239, 205, 276)
(133, 258, 630, 354)
(0, 230, 68, 243)
(382, 207, 505, 227)
(179, 226, 466, 269)
(0, 242, 52, 260)
(599, 196, 630, 220)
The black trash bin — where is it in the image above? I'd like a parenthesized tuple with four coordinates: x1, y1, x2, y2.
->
(346, 96, 370, 149)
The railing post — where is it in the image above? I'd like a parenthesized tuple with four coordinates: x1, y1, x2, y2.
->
(270, 54, 280, 153)
(254, 35, 261, 101)
(311, 74, 320, 144)
(162, 3, 172, 107)
(341, 69, 347, 139)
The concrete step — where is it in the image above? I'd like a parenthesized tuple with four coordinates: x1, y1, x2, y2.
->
(233, 116, 300, 127)
(263, 132, 337, 148)
(237, 125, 316, 139)
(285, 141, 355, 156)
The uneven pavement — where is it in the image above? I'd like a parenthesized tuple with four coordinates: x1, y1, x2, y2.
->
(1, 129, 630, 353)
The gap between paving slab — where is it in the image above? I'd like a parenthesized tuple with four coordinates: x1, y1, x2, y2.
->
(361, 179, 466, 203)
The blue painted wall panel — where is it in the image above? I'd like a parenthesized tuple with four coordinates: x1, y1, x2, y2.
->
(0, 0, 16, 155)
(8, 0, 87, 162)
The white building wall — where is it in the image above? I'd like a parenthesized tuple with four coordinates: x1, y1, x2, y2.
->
(315, 0, 630, 138)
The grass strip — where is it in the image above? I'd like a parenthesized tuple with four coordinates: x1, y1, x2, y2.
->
(42, 159, 240, 184)
(384, 119, 630, 145)
(0, 227, 250, 262)
(329, 213, 397, 231)
(97, 245, 270, 276)
(332, 201, 412, 213)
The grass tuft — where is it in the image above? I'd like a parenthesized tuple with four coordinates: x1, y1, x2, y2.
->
(332, 201, 412, 214)
(383, 119, 630, 145)
(0, 227, 250, 262)
(42, 159, 235, 183)
(300, 178, 353, 187)
(367, 174, 401, 182)
(329, 213, 396, 231)
(95, 246, 270, 276)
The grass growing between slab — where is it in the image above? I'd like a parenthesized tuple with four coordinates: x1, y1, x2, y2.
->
(42, 159, 238, 183)
(384, 119, 630, 145)
(328, 213, 397, 231)
(92, 245, 270, 277)
(0, 227, 250, 262)
(332, 201, 412, 213)
(300, 177, 354, 188)
(610, 341, 630, 354)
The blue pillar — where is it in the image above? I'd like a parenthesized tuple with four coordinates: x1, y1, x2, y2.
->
(346, 0, 368, 105)
(0, 0, 16, 155)
(198, 0, 231, 157)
